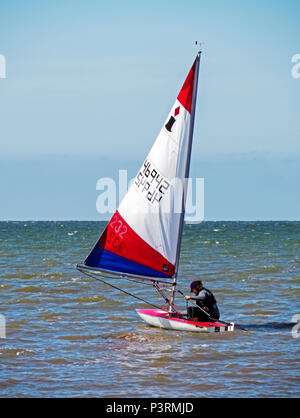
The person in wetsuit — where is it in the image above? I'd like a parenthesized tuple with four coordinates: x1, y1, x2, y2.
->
(185, 280, 220, 322)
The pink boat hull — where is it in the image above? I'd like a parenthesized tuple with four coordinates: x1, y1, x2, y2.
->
(136, 309, 234, 333)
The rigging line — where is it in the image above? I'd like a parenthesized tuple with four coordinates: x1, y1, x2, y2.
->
(80, 269, 165, 310)
(153, 283, 179, 314)
(176, 289, 185, 297)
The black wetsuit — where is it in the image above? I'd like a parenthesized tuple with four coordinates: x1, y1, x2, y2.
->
(187, 287, 220, 321)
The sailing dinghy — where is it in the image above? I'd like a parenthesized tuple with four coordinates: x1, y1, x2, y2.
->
(77, 49, 235, 333)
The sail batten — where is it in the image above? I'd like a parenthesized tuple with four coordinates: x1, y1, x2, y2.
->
(79, 53, 201, 281)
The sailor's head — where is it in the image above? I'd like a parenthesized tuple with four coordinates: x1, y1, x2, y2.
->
(190, 280, 203, 295)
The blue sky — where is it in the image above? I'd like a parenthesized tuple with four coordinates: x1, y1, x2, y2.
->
(0, 0, 299, 220)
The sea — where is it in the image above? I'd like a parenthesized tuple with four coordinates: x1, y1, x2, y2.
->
(0, 221, 299, 398)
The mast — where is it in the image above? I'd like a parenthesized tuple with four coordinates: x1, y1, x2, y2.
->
(168, 50, 201, 313)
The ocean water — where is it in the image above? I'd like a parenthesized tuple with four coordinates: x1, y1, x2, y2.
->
(0, 221, 299, 398)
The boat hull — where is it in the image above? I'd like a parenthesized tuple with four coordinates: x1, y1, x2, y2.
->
(136, 309, 234, 333)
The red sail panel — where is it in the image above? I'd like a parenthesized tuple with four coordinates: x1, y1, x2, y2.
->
(177, 59, 196, 114)
(98, 211, 175, 277)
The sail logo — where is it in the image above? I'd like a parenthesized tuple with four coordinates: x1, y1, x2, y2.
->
(291, 54, 300, 79)
(165, 106, 180, 132)
(162, 264, 169, 272)
(0, 314, 6, 338)
(0, 54, 6, 79)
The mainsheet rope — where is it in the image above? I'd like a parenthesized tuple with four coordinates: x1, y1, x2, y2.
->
(81, 269, 169, 311)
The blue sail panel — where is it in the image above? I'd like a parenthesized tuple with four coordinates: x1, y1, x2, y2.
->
(85, 242, 171, 279)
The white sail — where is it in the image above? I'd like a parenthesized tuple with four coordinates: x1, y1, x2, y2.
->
(80, 53, 201, 281)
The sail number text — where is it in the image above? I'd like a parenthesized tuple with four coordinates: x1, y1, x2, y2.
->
(134, 159, 170, 205)
(106, 214, 128, 256)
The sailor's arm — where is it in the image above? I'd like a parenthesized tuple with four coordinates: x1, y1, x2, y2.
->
(185, 290, 206, 301)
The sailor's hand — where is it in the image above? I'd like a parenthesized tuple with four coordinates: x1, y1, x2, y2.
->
(185, 296, 191, 300)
